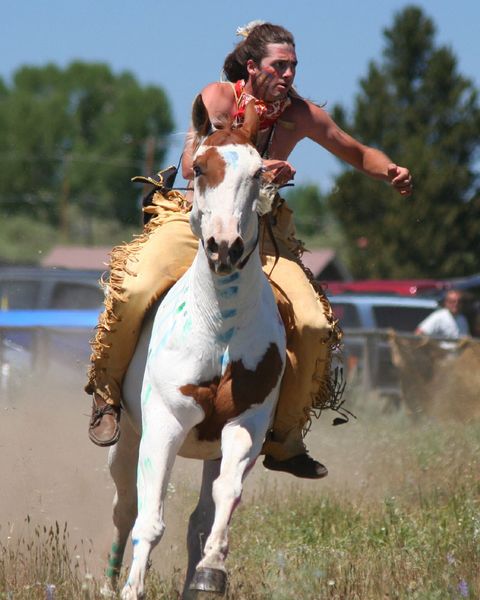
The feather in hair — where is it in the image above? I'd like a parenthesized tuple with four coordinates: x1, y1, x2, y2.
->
(236, 20, 265, 38)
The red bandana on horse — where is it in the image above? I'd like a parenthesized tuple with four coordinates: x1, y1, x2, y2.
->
(233, 80, 291, 130)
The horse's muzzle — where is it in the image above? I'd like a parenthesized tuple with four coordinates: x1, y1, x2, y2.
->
(205, 236, 244, 274)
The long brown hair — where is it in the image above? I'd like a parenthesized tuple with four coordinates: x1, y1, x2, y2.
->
(223, 23, 295, 83)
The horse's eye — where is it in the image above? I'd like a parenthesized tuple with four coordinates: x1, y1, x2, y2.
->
(193, 165, 203, 177)
(253, 168, 264, 180)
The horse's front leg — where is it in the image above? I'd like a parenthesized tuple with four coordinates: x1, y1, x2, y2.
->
(121, 407, 189, 600)
(190, 403, 274, 595)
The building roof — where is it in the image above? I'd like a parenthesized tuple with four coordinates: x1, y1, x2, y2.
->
(41, 245, 111, 270)
(41, 245, 351, 281)
(301, 249, 351, 281)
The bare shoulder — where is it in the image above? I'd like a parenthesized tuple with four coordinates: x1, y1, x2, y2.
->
(199, 82, 236, 120)
(286, 95, 357, 151)
(287, 95, 332, 130)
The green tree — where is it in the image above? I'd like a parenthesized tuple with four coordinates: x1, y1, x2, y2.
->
(327, 5, 480, 278)
(285, 183, 347, 259)
(286, 183, 326, 237)
(0, 62, 173, 231)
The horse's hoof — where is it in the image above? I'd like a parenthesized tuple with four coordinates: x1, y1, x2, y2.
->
(189, 567, 227, 595)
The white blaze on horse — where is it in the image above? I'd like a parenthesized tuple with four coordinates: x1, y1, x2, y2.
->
(106, 97, 286, 599)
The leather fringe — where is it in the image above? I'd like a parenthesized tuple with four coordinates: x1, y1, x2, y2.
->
(86, 190, 190, 394)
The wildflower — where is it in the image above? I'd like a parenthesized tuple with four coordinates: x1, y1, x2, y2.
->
(276, 551, 286, 569)
(458, 579, 469, 597)
(45, 584, 56, 600)
(99, 584, 116, 598)
(446, 552, 456, 565)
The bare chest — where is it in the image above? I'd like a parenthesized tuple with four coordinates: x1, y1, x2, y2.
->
(257, 115, 303, 160)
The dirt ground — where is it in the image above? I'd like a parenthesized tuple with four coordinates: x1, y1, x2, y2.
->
(0, 356, 468, 582)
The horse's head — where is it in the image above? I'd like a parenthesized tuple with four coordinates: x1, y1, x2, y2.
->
(190, 95, 263, 275)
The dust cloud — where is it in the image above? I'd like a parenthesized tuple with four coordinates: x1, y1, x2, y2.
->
(1, 348, 475, 581)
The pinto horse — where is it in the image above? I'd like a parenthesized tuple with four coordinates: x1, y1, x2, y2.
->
(106, 97, 286, 599)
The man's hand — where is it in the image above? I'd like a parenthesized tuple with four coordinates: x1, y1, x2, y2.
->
(263, 159, 296, 185)
(388, 163, 413, 196)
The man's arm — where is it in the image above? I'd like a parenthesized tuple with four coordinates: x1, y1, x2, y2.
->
(181, 83, 236, 180)
(298, 99, 413, 196)
(415, 311, 439, 336)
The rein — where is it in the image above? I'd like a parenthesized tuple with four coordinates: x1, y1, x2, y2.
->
(238, 221, 260, 270)
(263, 212, 281, 276)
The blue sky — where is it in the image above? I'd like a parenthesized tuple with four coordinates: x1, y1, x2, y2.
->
(1, 1, 478, 189)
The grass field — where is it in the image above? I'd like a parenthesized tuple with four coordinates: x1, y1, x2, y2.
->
(1, 394, 479, 599)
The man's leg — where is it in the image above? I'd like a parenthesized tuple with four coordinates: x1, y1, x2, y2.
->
(87, 194, 198, 446)
(261, 254, 340, 478)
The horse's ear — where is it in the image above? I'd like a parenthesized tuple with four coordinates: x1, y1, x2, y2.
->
(192, 94, 212, 138)
(241, 101, 259, 145)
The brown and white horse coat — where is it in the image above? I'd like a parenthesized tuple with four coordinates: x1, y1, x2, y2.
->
(107, 98, 286, 599)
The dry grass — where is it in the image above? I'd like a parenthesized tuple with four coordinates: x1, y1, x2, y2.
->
(1, 376, 479, 599)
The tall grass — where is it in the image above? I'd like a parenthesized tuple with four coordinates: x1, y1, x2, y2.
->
(223, 419, 480, 599)
(0, 517, 95, 599)
(1, 418, 479, 599)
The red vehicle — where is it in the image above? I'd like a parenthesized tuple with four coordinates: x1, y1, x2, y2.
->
(324, 274, 480, 337)
(324, 279, 447, 297)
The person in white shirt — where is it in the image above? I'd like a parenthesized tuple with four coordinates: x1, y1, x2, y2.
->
(415, 290, 470, 339)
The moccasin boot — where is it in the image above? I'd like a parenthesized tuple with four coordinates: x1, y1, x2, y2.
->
(263, 453, 328, 479)
(88, 394, 121, 447)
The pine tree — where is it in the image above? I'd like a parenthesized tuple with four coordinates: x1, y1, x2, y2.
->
(328, 5, 480, 278)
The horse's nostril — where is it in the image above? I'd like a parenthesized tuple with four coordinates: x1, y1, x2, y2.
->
(206, 237, 219, 254)
(229, 237, 244, 264)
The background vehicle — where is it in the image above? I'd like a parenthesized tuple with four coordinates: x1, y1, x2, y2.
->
(326, 273, 480, 298)
(0, 266, 104, 310)
(0, 266, 103, 403)
(328, 293, 438, 331)
(325, 275, 480, 335)
(327, 294, 439, 402)
(0, 309, 99, 405)
(326, 279, 445, 297)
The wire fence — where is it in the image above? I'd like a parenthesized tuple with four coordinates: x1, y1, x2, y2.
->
(1, 325, 479, 419)
(0, 326, 93, 406)
(339, 328, 480, 418)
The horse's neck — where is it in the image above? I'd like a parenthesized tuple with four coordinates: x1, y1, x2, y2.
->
(188, 246, 264, 331)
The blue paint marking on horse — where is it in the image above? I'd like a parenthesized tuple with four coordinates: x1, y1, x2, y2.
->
(217, 327, 235, 344)
(183, 314, 193, 334)
(222, 149, 239, 169)
(218, 272, 240, 285)
(220, 348, 230, 374)
(151, 318, 177, 356)
(151, 279, 189, 338)
(221, 308, 237, 319)
(149, 282, 192, 356)
(142, 382, 152, 408)
(218, 286, 238, 299)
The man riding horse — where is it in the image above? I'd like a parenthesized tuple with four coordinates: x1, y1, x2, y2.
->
(86, 21, 412, 479)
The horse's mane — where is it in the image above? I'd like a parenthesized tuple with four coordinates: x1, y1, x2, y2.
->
(191, 115, 251, 153)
